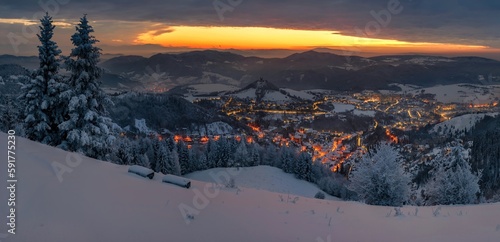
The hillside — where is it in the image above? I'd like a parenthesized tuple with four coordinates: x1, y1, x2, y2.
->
(0, 64, 30, 95)
(106, 92, 221, 132)
(1, 132, 500, 242)
(432, 113, 499, 135)
(186, 166, 338, 200)
(400, 84, 500, 104)
(3, 51, 500, 92)
(0, 57, 142, 93)
(228, 78, 311, 103)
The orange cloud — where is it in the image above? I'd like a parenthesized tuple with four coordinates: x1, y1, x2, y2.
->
(134, 26, 493, 54)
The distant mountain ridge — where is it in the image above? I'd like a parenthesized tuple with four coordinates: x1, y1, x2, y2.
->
(0, 56, 143, 91)
(3, 50, 500, 91)
(100, 50, 500, 91)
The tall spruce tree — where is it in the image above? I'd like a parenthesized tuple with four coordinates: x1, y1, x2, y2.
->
(21, 13, 66, 145)
(198, 154, 209, 171)
(280, 146, 295, 173)
(294, 152, 312, 181)
(150, 139, 162, 172)
(262, 144, 277, 166)
(167, 149, 182, 176)
(234, 140, 250, 166)
(59, 15, 114, 159)
(205, 139, 217, 168)
(155, 143, 170, 174)
(177, 141, 190, 174)
(249, 143, 261, 166)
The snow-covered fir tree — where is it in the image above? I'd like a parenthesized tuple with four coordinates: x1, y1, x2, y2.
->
(249, 143, 261, 166)
(155, 142, 170, 174)
(234, 140, 250, 166)
(349, 143, 410, 206)
(131, 138, 150, 167)
(177, 141, 190, 174)
(188, 148, 199, 172)
(137, 153, 150, 168)
(166, 136, 176, 152)
(113, 138, 133, 165)
(279, 146, 295, 173)
(198, 153, 209, 171)
(215, 138, 231, 167)
(20, 13, 67, 145)
(167, 148, 181, 176)
(205, 139, 218, 169)
(262, 144, 277, 166)
(150, 138, 163, 172)
(294, 152, 313, 182)
(58, 15, 114, 159)
(425, 147, 481, 205)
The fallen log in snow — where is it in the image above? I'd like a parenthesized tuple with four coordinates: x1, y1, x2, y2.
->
(128, 165, 154, 179)
(162, 174, 191, 188)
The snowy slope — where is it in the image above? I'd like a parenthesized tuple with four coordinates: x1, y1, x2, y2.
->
(189, 121, 234, 136)
(381, 84, 500, 104)
(431, 113, 498, 135)
(186, 166, 339, 200)
(187, 83, 239, 95)
(262, 91, 292, 102)
(231, 88, 293, 103)
(229, 80, 310, 103)
(280, 88, 315, 100)
(1, 132, 500, 242)
(231, 88, 256, 99)
(179, 84, 239, 102)
(406, 84, 500, 104)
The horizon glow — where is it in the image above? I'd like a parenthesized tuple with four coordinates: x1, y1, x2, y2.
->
(134, 26, 493, 54)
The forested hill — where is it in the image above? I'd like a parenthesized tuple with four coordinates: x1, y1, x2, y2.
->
(468, 115, 500, 197)
(107, 92, 233, 132)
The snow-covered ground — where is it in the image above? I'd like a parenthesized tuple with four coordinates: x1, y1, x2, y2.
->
(304, 89, 333, 94)
(231, 88, 257, 99)
(182, 84, 239, 102)
(189, 121, 233, 136)
(404, 57, 456, 65)
(231, 88, 293, 103)
(187, 84, 239, 94)
(328, 103, 376, 117)
(280, 88, 315, 100)
(382, 83, 423, 93)
(1, 132, 500, 242)
(353, 109, 376, 117)
(333, 103, 355, 112)
(230, 87, 313, 103)
(186, 166, 338, 200)
(390, 84, 500, 104)
(431, 113, 498, 135)
(418, 84, 500, 104)
(262, 91, 292, 102)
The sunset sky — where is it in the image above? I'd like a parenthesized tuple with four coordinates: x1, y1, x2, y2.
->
(1, 0, 500, 59)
